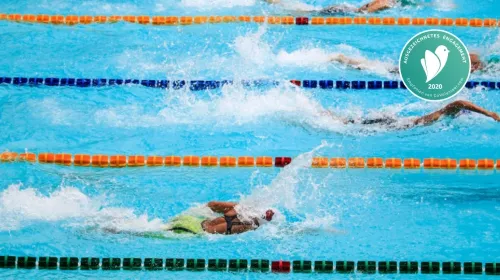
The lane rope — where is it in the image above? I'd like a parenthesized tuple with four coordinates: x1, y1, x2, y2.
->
(0, 77, 498, 90)
(0, 256, 498, 274)
(0, 14, 497, 28)
(0, 152, 498, 170)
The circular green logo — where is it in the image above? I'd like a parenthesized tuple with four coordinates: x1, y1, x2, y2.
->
(399, 29, 470, 101)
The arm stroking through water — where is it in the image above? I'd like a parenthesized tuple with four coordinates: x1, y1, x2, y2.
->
(414, 100, 500, 126)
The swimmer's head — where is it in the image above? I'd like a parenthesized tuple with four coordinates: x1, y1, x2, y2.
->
(264, 209, 274, 221)
(470, 53, 484, 73)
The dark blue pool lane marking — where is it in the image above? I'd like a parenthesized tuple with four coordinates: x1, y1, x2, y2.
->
(0, 77, 498, 91)
(0, 256, 498, 274)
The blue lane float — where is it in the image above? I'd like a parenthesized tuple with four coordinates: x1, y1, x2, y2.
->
(0, 77, 499, 91)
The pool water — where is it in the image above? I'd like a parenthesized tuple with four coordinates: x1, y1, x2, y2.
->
(0, 0, 499, 279)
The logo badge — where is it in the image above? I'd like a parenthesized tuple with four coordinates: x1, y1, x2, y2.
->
(399, 30, 470, 101)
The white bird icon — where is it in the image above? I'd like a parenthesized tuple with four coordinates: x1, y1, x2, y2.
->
(420, 45, 450, 83)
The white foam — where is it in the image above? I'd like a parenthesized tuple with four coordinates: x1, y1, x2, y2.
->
(234, 142, 344, 235)
(234, 29, 398, 77)
(432, 0, 456, 11)
(180, 0, 256, 9)
(0, 184, 164, 233)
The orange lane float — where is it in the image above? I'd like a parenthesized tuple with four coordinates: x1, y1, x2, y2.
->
(238, 156, 255, 167)
(311, 17, 324, 25)
(267, 16, 281, 24)
(368, 17, 381, 25)
(122, 15, 136, 23)
(382, 17, 395, 25)
(253, 16, 265, 23)
(128, 155, 146, 167)
(201, 156, 218, 167)
(411, 18, 425, 25)
(348, 157, 365, 168)
(180, 16, 193, 25)
(147, 156, 164, 166)
(423, 158, 440, 169)
(109, 155, 127, 167)
(153, 16, 167, 25)
(367, 157, 383, 168)
(426, 17, 439, 25)
(109, 16, 122, 23)
(74, 154, 91, 166)
(65, 15, 79, 25)
(2, 14, 494, 28)
(165, 156, 182, 166)
(223, 16, 237, 23)
(94, 16, 108, 23)
(0, 152, 18, 162)
(208, 16, 222, 23)
(8, 14, 22, 21)
(3, 152, 498, 171)
(22, 14, 37, 22)
(397, 17, 410, 25)
(91, 155, 109, 167)
(469, 18, 483, 27)
(385, 158, 402, 169)
(49, 15, 64, 24)
(477, 159, 494, 170)
(238, 16, 251, 22)
(312, 157, 329, 168)
(484, 19, 497, 27)
(440, 18, 453, 26)
(404, 158, 421, 169)
(439, 158, 457, 169)
(459, 159, 476, 169)
(194, 16, 208, 24)
(55, 153, 72, 166)
(330, 158, 346, 168)
(256, 156, 273, 167)
(165, 16, 178, 25)
(38, 153, 55, 163)
(220, 156, 236, 167)
(182, 156, 199, 166)
(36, 14, 50, 23)
(455, 18, 468, 26)
(18, 152, 36, 162)
(281, 16, 294, 24)
(353, 17, 367, 24)
(137, 16, 150, 24)
(79, 16, 93, 24)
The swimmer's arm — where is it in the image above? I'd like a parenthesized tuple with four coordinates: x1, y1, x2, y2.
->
(207, 201, 237, 213)
(330, 54, 363, 67)
(264, 0, 280, 3)
(414, 100, 500, 125)
(357, 0, 396, 13)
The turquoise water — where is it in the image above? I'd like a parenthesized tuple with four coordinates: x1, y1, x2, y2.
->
(0, 0, 500, 278)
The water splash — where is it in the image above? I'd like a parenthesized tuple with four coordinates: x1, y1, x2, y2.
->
(181, 0, 256, 9)
(0, 184, 164, 233)
(234, 28, 399, 77)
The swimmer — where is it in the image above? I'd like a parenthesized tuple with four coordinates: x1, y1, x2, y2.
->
(330, 53, 485, 74)
(264, 0, 417, 14)
(324, 100, 500, 129)
(162, 201, 275, 235)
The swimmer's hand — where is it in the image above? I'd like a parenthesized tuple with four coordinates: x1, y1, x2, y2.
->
(488, 112, 500, 122)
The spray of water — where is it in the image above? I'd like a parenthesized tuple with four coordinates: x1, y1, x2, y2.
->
(0, 143, 341, 236)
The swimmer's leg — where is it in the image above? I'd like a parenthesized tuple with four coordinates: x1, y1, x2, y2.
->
(413, 100, 500, 126)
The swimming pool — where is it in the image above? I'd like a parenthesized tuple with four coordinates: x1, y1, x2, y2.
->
(1, 0, 500, 278)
